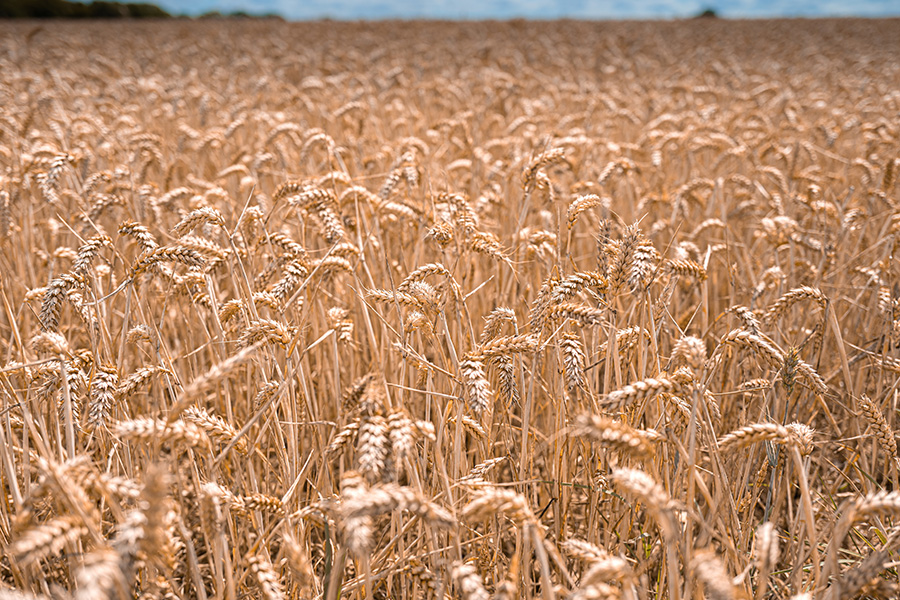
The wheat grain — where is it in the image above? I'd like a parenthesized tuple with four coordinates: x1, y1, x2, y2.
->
(113, 417, 210, 449)
(460, 457, 508, 484)
(249, 553, 286, 600)
(567, 194, 610, 230)
(115, 365, 169, 400)
(448, 414, 489, 438)
(451, 562, 490, 600)
(172, 206, 225, 237)
(343, 482, 454, 527)
(477, 334, 538, 358)
(825, 548, 892, 600)
(30, 331, 70, 357)
(753, 522, 779, 596)
(601, 375, 684, 410)
(9, 516, 87, 566)
(550, 271, 607, 304)
(523, 148, 569, 192)
(666, 258, 707, 281)
(71, 548, 128, 600)
(560, 332, 587, 392)
(719, 329, 784, 367)
(718, 423, 794, 452)
(130, 246, 205, 277)
(581, 554, 635, 586)
(610, 468, 678, 540)
(480, 307, 517, 343)
(357, 415, 389, 482)
(239, 318, 293, 347)
(858, 395, 898, 466)
(764, 286, 828, 322)
(491, 354, 519, 405)
(562, 539, 609, 563)
(71, 234, 113, 281)
(462, 487, 535, 526)
(459, 357, 492, 418)
(87, 364, 119, 431)
(548, 302, 605, 326)
(690, 550, 734, 600)
(183, 405, 248, 454)
(729, 305, 762, 334)
(367, 288, 423, 309)
(671, 335, 707, 371)
(785, 422, 816, 456)
(574, 414, 656, 460)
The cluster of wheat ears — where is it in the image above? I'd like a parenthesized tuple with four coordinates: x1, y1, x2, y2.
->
(1, 16, 899, 600)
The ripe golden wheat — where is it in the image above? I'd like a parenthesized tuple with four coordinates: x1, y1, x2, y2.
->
(0, 16, 899, 600)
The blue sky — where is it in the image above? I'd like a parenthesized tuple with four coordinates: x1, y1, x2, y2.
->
(151, 0, 900, 19)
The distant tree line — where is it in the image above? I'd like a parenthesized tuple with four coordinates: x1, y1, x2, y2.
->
(197, 10, 282, 18)
(0, 0, 285, 18)
(0, 0, 170, 18)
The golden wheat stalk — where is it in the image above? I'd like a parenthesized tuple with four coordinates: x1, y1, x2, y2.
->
(451, 562, 490, 600)
(610, 468, 678, 541)
(574, 414, 656, 460)
(718, 423, 794, 452)
(9, 516, 87, 566)
(857, 394, 899, 466)
(601, 375, 685, 410)
(764, 286, 828, 322)
(461, 487, 535, 526)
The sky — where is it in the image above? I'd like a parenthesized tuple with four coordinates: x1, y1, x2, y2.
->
(151, 0, 900, 19)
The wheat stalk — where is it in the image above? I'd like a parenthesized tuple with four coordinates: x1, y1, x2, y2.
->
(610, 468, 678, 541)
(574, 414, 656, 460)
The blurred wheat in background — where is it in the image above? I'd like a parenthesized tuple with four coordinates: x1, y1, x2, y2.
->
(1, 17, 900, 600)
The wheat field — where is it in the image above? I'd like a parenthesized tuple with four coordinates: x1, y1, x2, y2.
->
(1, 16, 900, 600)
